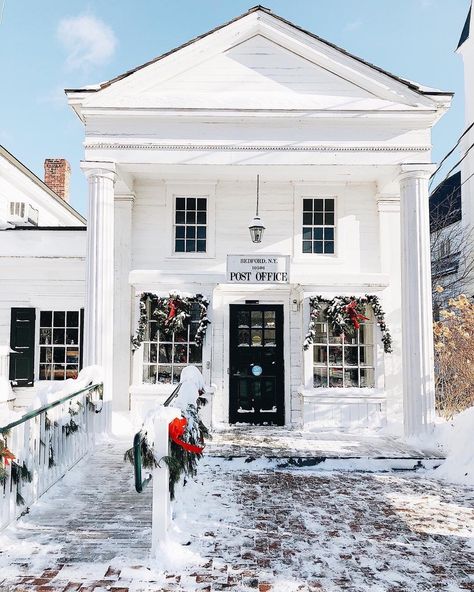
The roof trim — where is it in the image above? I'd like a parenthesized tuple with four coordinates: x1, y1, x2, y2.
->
(0, 145, 86, 225)
(65, 5, 453, 99)
(457, 5, 471, 49)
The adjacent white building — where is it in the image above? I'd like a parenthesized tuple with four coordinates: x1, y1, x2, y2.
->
(0, 147, 86, 408)
(65, 6, 452, 435)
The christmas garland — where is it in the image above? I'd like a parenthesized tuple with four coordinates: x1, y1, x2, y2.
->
(304, 294, 393, 354)
(124, 403, 210, 500)
(131, 292, 211, 351)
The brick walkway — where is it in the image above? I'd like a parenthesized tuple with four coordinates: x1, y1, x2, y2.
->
(0, 440, 473, 591)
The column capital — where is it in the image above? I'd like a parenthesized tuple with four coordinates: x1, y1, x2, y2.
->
(376, 194, 400, 212)
(399, 163, 437, 182)
(80, 160, 116, 182)
(115, 193, 135, 204)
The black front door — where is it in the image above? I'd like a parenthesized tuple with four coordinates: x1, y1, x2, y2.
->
(229, 304, 284, 425)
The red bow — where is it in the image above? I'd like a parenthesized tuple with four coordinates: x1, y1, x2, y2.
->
(167, 299, 177, 323)
(0, 447, 15, 466)
(345, 300, 369, 330)
(169, 417, 204, 454)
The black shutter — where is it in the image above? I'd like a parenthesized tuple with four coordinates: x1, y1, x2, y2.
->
(79, 308, 84, 370)
(9, 308, 36, 386)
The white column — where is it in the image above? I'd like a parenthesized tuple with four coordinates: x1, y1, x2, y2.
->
(376, 195, 402, 421)
(113, 194, 134, 412)
(81, 162, 116, 429)
(399, 165, 436, 437)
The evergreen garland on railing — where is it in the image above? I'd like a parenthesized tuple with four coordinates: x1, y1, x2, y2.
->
(303, 294, 393, 354)
(131, 292, 210, 351)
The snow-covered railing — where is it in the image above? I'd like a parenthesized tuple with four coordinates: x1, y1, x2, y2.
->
(126, 367, 209, 558)
(0, 376, 105, 531)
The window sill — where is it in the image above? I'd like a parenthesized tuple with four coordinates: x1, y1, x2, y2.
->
(165, 254, 216, 260)
(299, 387, 385, 401)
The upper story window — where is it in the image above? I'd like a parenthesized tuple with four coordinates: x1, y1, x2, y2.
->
(39, 311, 81, 380)
(302, 198, 335, 254)
(312, 308, 375, 388)
(174, 197, 207, 253)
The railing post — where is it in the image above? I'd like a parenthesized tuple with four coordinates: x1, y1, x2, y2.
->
(151, 405, 180, 556)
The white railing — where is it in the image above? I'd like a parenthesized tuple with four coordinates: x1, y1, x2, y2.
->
(0, 381, 105, 531)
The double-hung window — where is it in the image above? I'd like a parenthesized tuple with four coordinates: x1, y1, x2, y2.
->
(142, 303, 203, 384)
(174, 197, 207, 253)
(39, 311, 81, 380)
(312, 308, 375, 388)
(302, 198, 335, 254)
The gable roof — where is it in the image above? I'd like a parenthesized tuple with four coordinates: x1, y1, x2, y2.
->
(429, 172, 462, 232)
(458, 5, 472, 49)
(0, 145, 86, 226)
(65, 5, 452, 99)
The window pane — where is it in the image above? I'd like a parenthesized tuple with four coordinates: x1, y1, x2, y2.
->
(189, 344, 202, 363)
(66, 365, 79, 380)
(264, 330, 276, 346)
(303, 227, 312, 240)
(313, 346, 327, 365)
(325, 199, 335, 211)
(186, 211, 195, 224)
(197, 211, 206, 224)
(53, 364, 65, 380)
(238, 311, 250, 327)
(66, 329, 78, 345)
(303, 213, 312, 225)
(344, 368, 359, 388)
(302, 241, 312, 253)
(324, 241, 334, 254)
(360, 346, 374, 367)
(143, 365, 156, 384)
(360, 368, 375, 388)
(238, 329, 250, 346)
(186, 197, 196, 210)
(264, 311, 275, 328)
(176, 225, 185, 239)
(54, 311, 66, 327)
(53, 347, 65, 363)
(176, 211, 185, 224)
(197, 226, 206, 239)
(53, 329, 65, 344)
(324, 228, 334, 241)
(328, 346, 343, 366)
(314, 199, 323, 211)
(325, 212, 334, 225)
(197, 198, 206, 210)
(159, 344, 172, 363)
(359, 324, 373, 345)
(313, 323, 327, 343)
(66, 347, 79, 364)
(157, 365, 172, 384)
(174, 344, 188, 364)
(251, 330, 263, 347)
(303, 199, 312, 211)
(329, 368, 344, 387)
(67, 311, 79, 327)
(40, 347, 52, 363)
(186, 226, 196, 238)
(251, 311, 263, 327)
(344, 346, 358, 367)
(40, 328, 52, 345)
(314, 212, 323, 225)
(175, 239, 185, 252)
(313, 367, 328, 388)
(40, 365, 52, 380)
(176, 198, 185, 210)
(314, 241, 323, 254)
(197, 240, 206, 252)
(314, 228, 323, 240)
(185, 239, 195, 252)
(40, 311, 52, 327)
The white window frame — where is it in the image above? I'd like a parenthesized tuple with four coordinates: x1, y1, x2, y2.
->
(302, 296, 385, 395)
(165, 182, 216, 259)
(292, 185, 339, 261)
(36, 309, 82, 382)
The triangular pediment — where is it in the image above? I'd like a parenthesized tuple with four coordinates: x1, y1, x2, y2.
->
(71, 7, 450, 114)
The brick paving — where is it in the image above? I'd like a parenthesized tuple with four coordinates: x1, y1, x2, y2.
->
(0, 440, 473, 591)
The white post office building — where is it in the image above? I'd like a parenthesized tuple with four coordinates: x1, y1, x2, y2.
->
(66, 6, 452, 435)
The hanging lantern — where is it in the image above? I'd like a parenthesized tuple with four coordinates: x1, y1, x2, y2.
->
(249, 175, 265, 243)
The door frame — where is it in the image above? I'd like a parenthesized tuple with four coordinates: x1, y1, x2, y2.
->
(228, 303, 285, 425)
(217, 287, 292, 427)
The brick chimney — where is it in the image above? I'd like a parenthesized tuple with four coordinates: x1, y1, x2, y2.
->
(44, 158, 71, 202)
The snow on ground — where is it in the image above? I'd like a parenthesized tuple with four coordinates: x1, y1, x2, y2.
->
(429, 407, 474, 486)
(0, 437, 473, 592)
